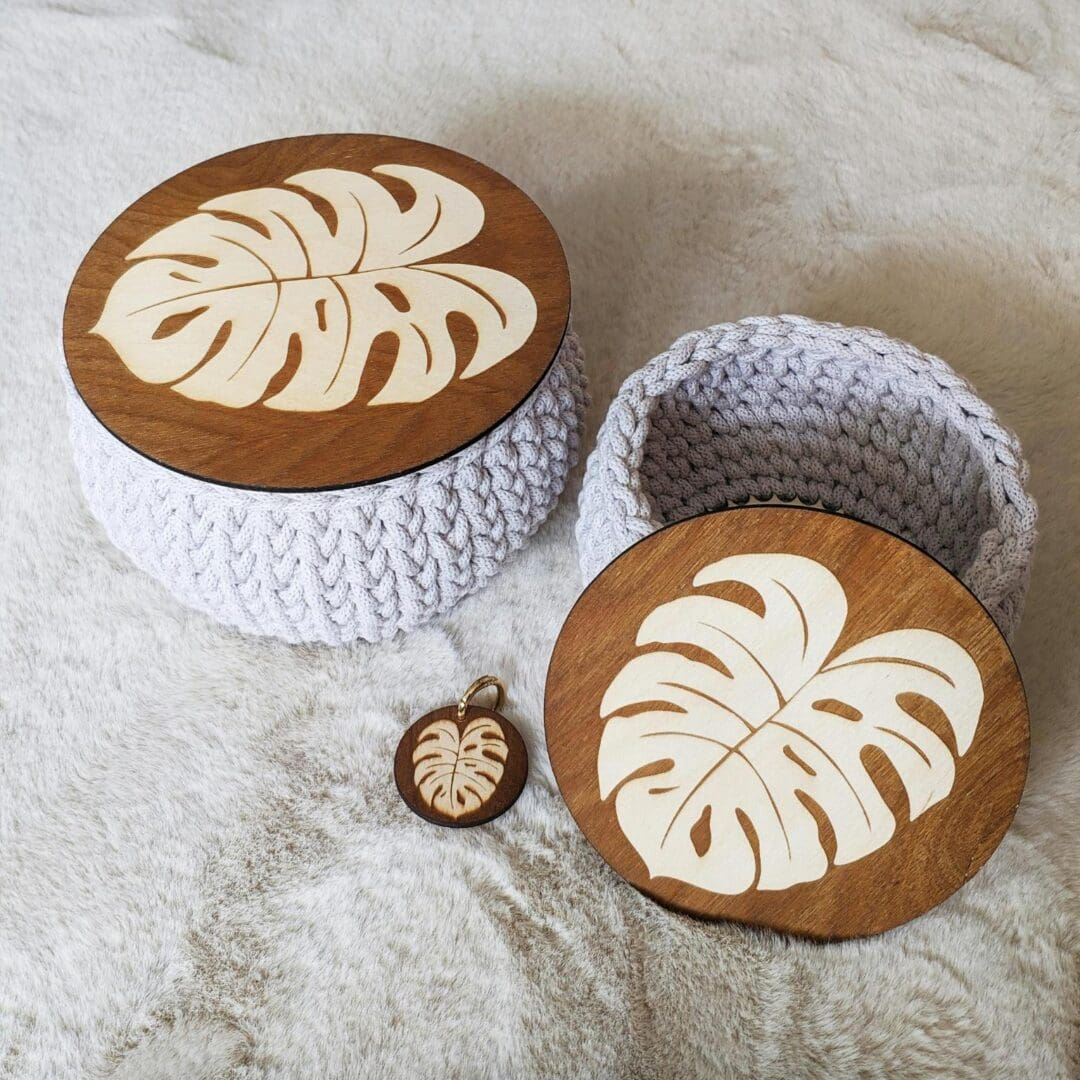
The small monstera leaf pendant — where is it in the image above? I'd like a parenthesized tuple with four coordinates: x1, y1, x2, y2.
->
(395, 677, 528, 827)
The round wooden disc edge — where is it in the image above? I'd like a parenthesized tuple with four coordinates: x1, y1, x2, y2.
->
(544, 505, 1030, 940)
(63, 132, 572, 492)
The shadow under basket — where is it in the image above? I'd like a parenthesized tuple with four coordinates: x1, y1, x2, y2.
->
(577, 315, 1036, 638)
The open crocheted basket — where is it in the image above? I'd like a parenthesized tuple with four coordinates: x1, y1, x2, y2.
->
(577, 315, 1036, 638)
(69, 331, 585, 646)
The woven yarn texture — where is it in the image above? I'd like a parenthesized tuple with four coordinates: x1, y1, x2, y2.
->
(68, 331, 586, 645)
(578, 315, 1036, 638)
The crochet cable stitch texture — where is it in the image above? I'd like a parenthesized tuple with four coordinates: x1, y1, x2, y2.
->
(69, 331, 586, 645)
(577, 316, 1036, 638)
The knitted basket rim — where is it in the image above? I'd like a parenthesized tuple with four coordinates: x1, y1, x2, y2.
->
(576, 314, 1036, 638)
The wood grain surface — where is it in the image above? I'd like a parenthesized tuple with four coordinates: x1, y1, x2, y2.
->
(394, 705, 528, 828)
(64, 134, 570, 491)
(545, 507, 1029, 939)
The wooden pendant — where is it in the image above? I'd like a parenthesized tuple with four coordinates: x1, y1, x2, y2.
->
(395, 677, 528, 828)
(545, 507, 1029, 939)
(64, 134, 570, 491)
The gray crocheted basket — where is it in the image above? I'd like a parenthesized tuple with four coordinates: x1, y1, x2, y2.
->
(69, 331, 586, 646)
(577, 316, 1036, 638)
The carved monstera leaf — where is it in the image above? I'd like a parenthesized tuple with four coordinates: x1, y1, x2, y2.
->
(597, 553, 984, 895)
(413, 716, 508, 819)
(92, 165, 538, 411)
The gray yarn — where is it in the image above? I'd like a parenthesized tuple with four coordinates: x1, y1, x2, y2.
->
(68, 331, 586, 646)
(577, 315, 1036, 638)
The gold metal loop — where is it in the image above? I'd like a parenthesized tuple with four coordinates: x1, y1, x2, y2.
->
(458, 675, 505, 722)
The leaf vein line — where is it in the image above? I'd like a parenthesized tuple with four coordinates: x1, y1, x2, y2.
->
(416, 266, 508, 328)
(769, 718, 872, 830)
(213, 231, 277, 280)
(703, 622, 786, 707)
(657, 681, 754, 732)
(659, 738, 748, 850)
(731, 746, 792, 863)
(773, 578, 809, 661)
(325, 277, 353, 395)
(349, 194, 369, 272)
(877, 725, 932, 769)
(399, 193, 443, 255)
(825, 655, 956, 687)
(642, 731, 735, 748)
(271, 209, 311, 277)
(223, 281, 282, 385)
(125, 265, 430, 317)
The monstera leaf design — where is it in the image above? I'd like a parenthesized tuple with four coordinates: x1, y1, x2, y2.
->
(413, 716, 508, 819)
(597, 553, 984, 894)
(92, 165, 538, 411)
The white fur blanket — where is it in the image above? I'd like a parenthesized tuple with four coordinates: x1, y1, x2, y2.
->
(1, 1, 1077, 1076)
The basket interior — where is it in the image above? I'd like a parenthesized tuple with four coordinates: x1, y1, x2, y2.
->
(637, 354, 995, 579)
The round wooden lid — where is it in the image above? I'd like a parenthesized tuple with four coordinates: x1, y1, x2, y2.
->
(546, 507, 1029, 939)
(64, 134, 570, 491)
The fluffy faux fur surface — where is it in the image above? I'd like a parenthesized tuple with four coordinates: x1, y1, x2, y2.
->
(1, 1, 1077, 1077)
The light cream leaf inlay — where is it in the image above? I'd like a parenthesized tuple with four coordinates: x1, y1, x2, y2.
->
(92, 165, 538, 411)
(413, 716, 508, 819)
(597, 553, 984, 895)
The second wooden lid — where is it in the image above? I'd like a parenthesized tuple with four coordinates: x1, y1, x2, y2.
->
(546, 507, 1028, 938)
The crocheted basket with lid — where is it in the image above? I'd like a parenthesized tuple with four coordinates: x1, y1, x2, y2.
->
(577, 315, 1036, 638)
(63, 134, 585, 645)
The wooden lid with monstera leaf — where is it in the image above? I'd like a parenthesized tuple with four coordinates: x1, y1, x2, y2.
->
(546, 507, 1028, 939)
(64, 134, 570, 491)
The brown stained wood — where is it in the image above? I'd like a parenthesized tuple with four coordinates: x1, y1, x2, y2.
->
(64, 134, 570, 491)
(395, 705, 528, 828)
(544, 507, 1029, 939)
